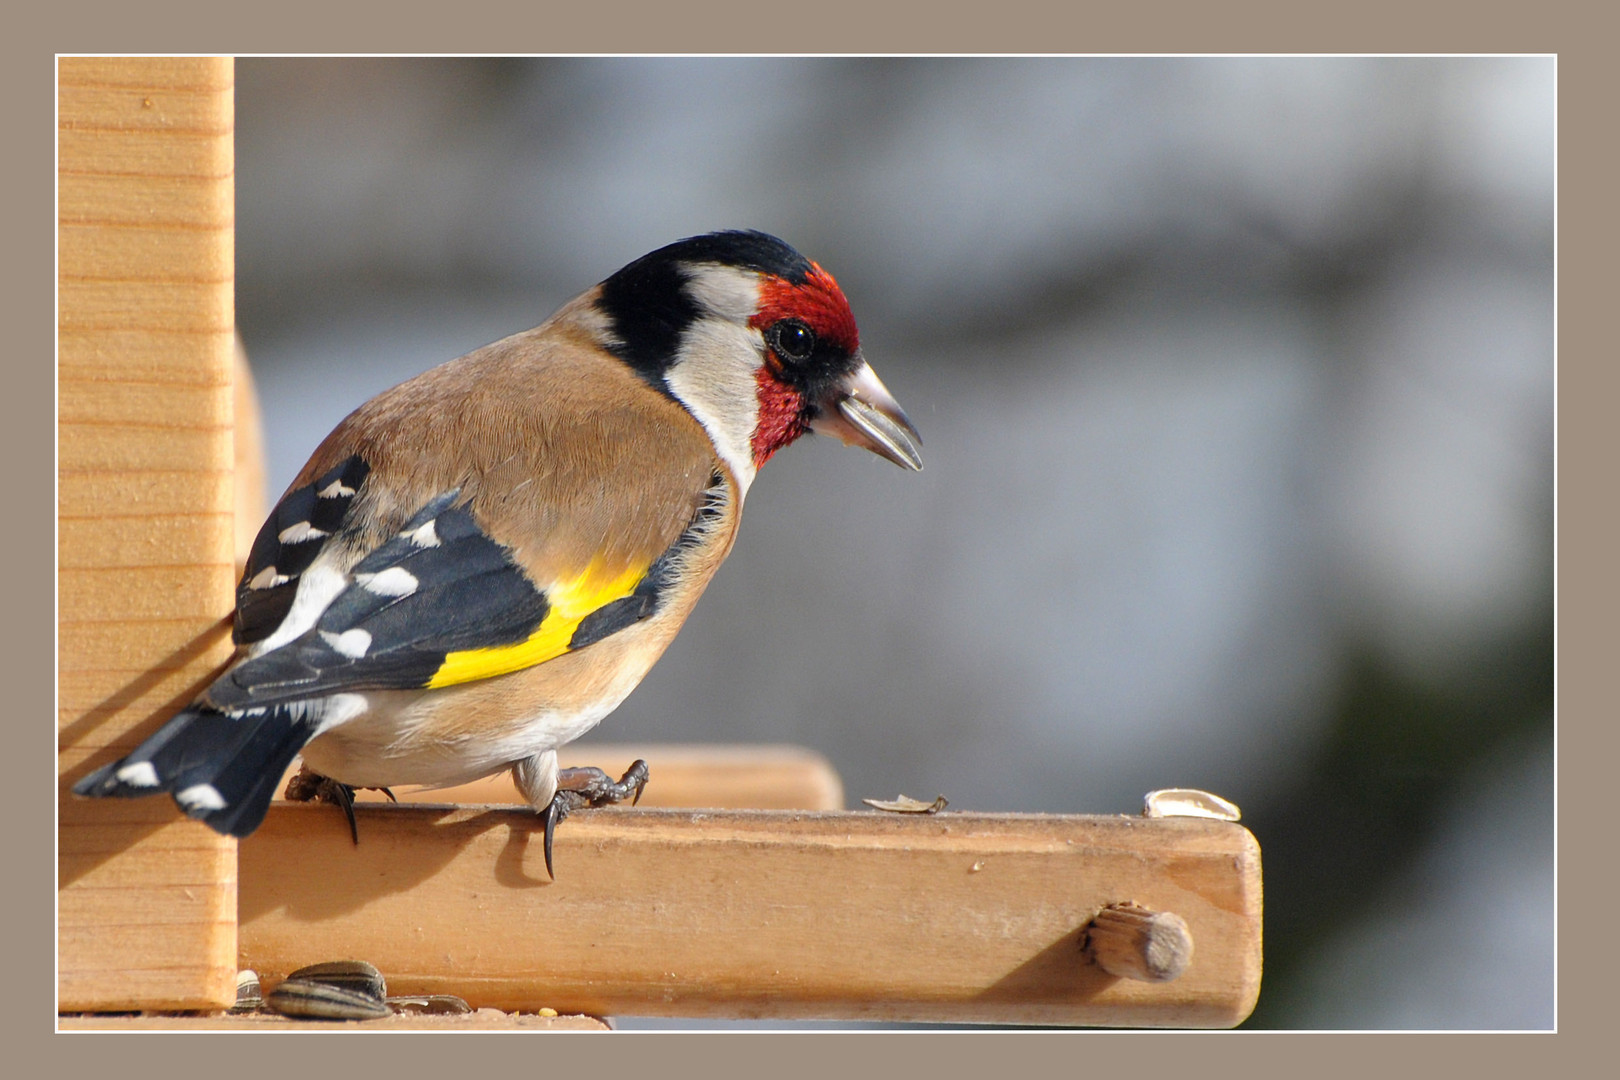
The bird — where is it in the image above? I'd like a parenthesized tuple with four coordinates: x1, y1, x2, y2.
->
(73, 229, 923, 875)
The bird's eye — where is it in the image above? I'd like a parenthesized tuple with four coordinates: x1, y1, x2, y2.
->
(769, 319, 816, 364)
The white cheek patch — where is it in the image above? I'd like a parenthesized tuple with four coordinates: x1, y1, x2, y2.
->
(658, 262, 772, 494)
(680, 262, 764, 321)
(664, 318, 762, 496)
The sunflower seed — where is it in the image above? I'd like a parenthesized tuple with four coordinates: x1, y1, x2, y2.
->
(283, 959, 387, 1001)
(267, 978, 391, 1020)
(229, 969, 262, 1013)
(1141, 788, 1241, 822)
(862, 794, 948, 813)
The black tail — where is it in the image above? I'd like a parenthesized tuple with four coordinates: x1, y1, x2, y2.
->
(72, 705, 317, 838)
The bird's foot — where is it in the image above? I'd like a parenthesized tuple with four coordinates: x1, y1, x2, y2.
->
(559, 759, 651, 806)
(283, 764, 396, 846)
(542, 759, 650, 880)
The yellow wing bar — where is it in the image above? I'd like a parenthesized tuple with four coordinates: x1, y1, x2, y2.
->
(426, 558, 647, 689)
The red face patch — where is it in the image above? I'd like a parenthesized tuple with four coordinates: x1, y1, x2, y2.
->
(748, 263, 860, 356)
(751, 367, 808, 467)
(747, 264, 860, 467)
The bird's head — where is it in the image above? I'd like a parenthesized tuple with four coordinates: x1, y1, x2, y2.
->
(592, 230, 922, 491)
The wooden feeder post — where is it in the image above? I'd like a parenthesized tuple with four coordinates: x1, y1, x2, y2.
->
(58, 56, 241, 1013)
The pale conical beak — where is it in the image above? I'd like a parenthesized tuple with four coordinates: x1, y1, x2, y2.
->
(810, 360, 923, 471)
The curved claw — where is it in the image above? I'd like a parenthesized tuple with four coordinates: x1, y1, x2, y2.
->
(541, 791, 587, 880)
(310, 776, 360, 846)
(335, 785, 359, 847)
(626, 759, 650, 806)
(283, 766, 384, 845)
(542, 795, 565, 882)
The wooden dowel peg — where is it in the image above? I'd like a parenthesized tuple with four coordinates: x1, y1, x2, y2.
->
(1082, 901, 1194, 983)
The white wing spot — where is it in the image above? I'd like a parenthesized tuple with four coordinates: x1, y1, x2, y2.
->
(403, 519, 441, 548)
(115, 761, 160, 788)
(249, 560, 349, 656)
(247, 565, 289, 590)
(176, 783, 227, 812)
(278, 521, 329, 545)
(317, 479, 356, 498)
(321, 628, 373, 659)
(356, 567, 419, 597)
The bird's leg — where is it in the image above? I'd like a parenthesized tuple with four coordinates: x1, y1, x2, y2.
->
(541, 759, 650, 880)
(282, 763, 397, 846)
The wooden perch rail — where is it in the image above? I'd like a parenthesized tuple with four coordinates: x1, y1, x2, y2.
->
(237, 802, 1262, 1027)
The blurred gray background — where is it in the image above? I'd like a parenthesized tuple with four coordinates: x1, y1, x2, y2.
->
(234, 57, 1554, 1030)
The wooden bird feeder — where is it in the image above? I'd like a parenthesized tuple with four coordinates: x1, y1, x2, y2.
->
(56, 57, 1263, 1030)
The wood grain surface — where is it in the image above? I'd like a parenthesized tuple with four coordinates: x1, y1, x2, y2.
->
(57, 56, 240, 1012)
(239, 803, 1262, 1027)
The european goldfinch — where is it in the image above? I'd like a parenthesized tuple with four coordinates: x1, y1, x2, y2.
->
(74, 230, 922, 871)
